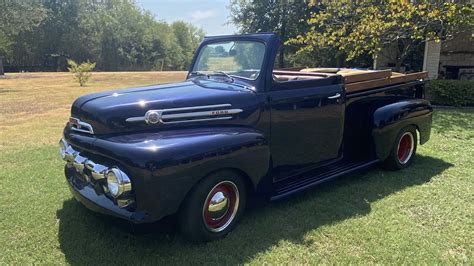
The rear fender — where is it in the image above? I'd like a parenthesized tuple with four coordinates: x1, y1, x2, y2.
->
(372, 99, 432, 161)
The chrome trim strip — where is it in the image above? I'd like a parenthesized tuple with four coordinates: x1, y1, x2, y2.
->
(156, 104, 232, 112)
(163, 109, 243, 119)
(164, 116, 234, 124)
(125, 117, 145, 122)
(125, 104, 242, 124)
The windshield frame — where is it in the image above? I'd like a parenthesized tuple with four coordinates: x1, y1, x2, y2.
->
(190, 39, 267, 81)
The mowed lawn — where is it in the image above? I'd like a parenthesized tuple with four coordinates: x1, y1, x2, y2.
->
(0, 72, 473, 264)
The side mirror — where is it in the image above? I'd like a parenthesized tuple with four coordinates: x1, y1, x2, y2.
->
(229, 49, 237, 56)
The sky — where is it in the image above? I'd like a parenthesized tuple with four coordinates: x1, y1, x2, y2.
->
(135, 0, 238, 36)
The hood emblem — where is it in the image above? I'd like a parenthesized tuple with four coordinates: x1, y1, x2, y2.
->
(69, 117, 94, 134)
(145, 110, 163, 124)
(126, 104, 242, 125)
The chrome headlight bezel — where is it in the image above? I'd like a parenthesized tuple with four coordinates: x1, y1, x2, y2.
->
(106, 168, 132, 198)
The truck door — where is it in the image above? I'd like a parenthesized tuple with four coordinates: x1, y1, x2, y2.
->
(269, 74, 345, 179)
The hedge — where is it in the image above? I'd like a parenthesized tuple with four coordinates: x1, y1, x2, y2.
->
(425, 80, 474, 107)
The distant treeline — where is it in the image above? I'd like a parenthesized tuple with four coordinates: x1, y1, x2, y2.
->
(0, 0, 205, 72)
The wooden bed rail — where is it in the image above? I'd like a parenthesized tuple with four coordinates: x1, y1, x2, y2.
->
(299, 68, 428, 93)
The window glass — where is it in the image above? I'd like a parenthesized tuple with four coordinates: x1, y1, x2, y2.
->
(193, 40, 266, 80)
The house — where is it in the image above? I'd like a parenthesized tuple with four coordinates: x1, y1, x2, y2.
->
(376, 32, 474, 80)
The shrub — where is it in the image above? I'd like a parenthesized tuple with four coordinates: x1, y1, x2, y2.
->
(67, 60, 96, 86)
(425, 80, 474, 107)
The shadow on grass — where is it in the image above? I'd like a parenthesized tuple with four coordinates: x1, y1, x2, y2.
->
(57, 155, 452, 264)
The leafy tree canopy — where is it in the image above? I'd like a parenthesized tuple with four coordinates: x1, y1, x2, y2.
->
(0, 0, 205, 71)
(0, 0, 47, 56)
(290, 0, 474, 70)
(229, 0, 312, 67)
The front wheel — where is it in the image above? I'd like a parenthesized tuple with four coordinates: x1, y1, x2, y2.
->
(178, 170, 246, 242)
(383, 125, 417, 170)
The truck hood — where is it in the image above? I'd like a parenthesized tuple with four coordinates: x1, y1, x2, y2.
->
(70, 79, 261, 135)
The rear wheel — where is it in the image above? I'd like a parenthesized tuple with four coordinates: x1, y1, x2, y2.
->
(178, 170, 246, 242)
(384, 126, 417, 170)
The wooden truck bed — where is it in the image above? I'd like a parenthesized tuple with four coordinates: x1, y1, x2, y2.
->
(300, 68, 428, 93)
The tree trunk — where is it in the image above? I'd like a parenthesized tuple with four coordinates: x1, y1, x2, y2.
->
(279, 7, 287, 69)
(336, 52, 345, 68)
(394, 60, 403, 72)
(0, 57, 4, 76)
(394, 52, 409, 72)
(279, 46, 285, 69)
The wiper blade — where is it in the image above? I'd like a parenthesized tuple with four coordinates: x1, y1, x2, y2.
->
(209, 71, 234, 82)
(190, 71, 235, 82)
(190, 71, 209, 78)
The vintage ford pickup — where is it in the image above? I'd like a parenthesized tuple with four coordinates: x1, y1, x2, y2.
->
(60, 33, 432, 241)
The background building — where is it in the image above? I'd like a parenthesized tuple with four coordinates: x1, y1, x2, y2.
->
(377, 32, 474, 80)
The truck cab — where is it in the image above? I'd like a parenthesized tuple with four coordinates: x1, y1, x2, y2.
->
(60, 33, 432, 241)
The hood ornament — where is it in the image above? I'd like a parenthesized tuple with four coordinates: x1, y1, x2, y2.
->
(69, 117, 94, 134)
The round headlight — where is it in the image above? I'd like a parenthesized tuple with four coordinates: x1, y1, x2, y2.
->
(106, 168, 132, 198)
(59, 139, 67, 160)
(106, 169, 120, 197)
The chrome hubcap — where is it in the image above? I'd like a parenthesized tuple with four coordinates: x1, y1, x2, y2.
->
(202, 181, 239, 233)
(208, 191, 229, 220)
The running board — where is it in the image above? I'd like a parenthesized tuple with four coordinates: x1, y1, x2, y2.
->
(271, 159, 379, 201)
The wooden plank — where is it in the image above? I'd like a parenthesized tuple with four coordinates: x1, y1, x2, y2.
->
(346, 77, 390, 92)
(342, 70, 392, 84)
(345, 71, 428, 93)
(301, 68, 393, 84)
(300, 68, 341, 73)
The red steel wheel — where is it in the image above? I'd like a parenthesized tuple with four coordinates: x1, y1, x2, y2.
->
(383, 126, 417, 170)
(202, 181, 239, 233)
(397, 132, 414, 164)
(179, 170, 246, 242)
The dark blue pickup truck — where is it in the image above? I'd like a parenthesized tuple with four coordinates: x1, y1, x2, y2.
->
(60, 33, 432, 241)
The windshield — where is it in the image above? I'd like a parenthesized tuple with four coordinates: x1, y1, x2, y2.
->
(192, 40, 266, 80)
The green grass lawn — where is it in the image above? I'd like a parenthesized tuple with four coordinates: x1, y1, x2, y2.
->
(0, 73, 473, 264)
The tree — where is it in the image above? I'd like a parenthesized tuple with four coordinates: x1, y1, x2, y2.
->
(67, 60, 96, 86)
(290, 0, 474, 71)
(0, 0, 47, 74)
(1, 0, 205, 72)
(171, 21, 205, 69)
(229, 0, 312, 68)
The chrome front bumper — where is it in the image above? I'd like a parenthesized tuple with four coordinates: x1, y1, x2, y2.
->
(59, 138, 134, 209)
(65, 166, 150, 223)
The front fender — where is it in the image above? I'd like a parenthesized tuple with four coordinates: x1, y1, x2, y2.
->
(91, 126, 270, 220)
(372, 99, 432, 161)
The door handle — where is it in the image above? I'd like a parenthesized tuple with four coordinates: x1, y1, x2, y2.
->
(328, 93, 341, 99)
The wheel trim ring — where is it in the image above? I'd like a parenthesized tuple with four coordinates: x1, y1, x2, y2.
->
(202, 181, 239, 233)
(397, 132, 414, 164)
